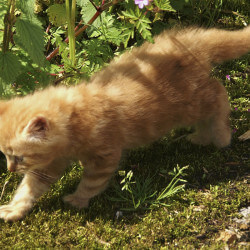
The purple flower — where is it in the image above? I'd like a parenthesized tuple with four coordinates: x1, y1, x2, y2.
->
(232, 128, 237, 134)
(226, 75, 231, 81)
(234, 107, 238, 111)
(134, 0, 149, 9)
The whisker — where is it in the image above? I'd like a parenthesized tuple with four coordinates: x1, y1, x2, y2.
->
(20, 169, 57, 183)
(30, 170, 56, 180)
(29, 170, 55, 180)
(16, 166, 57, 184)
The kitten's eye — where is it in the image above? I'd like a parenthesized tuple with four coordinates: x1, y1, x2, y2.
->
(14, 155, 24, 164)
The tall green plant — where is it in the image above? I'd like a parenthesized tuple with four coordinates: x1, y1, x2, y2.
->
(65, 0, 76, 67)
(2, 0, 15, 52)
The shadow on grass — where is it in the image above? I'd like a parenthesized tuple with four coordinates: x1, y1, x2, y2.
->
(26, 129, 249, 225)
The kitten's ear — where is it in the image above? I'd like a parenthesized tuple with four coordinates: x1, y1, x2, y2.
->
(23, 116, 49, 140)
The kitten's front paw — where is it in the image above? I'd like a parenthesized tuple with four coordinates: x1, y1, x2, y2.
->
(63, 194, 89, 209)
(0, 204, 28, 222)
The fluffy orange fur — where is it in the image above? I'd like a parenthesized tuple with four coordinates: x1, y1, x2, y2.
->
(0, 26, 250, 221)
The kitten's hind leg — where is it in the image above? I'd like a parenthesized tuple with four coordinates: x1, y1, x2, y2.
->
(187, 119, 214, 146)
(188, 80, 231, 148)
(209, 82, 231, 148)
(63, 149, 121, 208)
(210, 109, 231, 148)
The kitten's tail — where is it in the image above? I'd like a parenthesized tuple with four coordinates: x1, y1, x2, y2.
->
(205, 26, 250, 64)
(177, 26, 250, 64)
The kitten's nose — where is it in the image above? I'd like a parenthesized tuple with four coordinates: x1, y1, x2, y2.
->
(8, 163, 17, 172)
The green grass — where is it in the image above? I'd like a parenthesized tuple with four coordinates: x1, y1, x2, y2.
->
(0, 4, 249, 249)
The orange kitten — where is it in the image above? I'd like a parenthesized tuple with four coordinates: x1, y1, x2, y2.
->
(0, 27, 250, 221)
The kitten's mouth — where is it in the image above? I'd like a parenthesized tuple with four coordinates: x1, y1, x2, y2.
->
(8, 165, 17, 173)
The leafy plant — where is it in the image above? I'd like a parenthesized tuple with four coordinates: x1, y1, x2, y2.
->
(0, 0, 177, 95)
(0, 0, 48, 95)
(109, 165, 188, 211)
(0, 0, 248, 95)
(154, 165, 188, 206)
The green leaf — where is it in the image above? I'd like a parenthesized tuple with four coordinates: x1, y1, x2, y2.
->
(136, 16, 153, 42)
(47, 4, 67, 27)
(122, 9, 138, 20)
(78, 0, 102, 35)
(121, 6, 153, 43)
(154, 0, 176, 11)
(77, 0, 99, 8)
(16, 0, 36, 19)
(89, 14, 124, 46)
(78, 0, 97, 23)
(15, 15, 45, 66)
(0, 51, 22, 84)
(0, 78, 6, 95)
(81, 38, 113, 73)
(121, 24, 135, 48)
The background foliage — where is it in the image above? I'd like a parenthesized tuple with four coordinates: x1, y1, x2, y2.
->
(1, 0, 249, 96)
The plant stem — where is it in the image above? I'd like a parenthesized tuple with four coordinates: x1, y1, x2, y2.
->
(2, 0, 15, 53)
(66, 0, 76, 67)
(71, 0, 76, 65)
(46, 0, 122, 61)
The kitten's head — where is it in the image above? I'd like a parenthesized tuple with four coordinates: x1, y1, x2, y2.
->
(0, 96, 70, 174)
